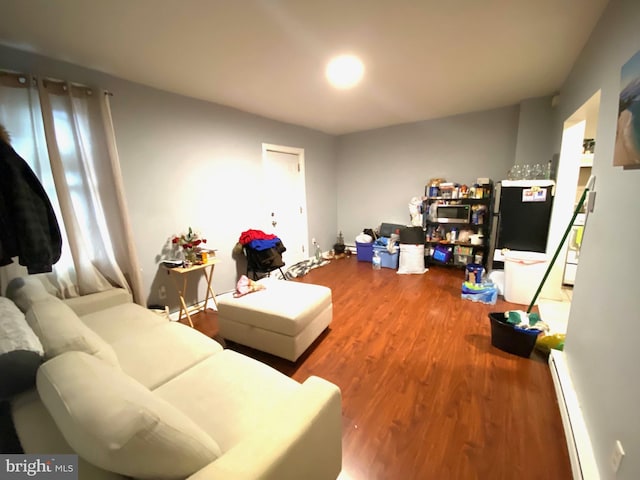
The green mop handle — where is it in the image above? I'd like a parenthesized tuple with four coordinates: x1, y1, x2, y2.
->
(526, 182, 591, 314)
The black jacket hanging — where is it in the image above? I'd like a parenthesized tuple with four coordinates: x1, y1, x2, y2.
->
(0, 139, 62, 273)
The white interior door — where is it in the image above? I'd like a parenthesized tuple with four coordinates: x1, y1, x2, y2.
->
(262, 144, 308, 266)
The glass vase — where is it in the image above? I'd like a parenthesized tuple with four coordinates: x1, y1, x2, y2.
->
(183, 248, 197, 266)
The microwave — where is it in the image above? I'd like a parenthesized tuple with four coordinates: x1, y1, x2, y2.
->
(435, 204, 471, 223)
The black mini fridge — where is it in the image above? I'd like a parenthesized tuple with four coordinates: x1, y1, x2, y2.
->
(488, 180, 555, 268)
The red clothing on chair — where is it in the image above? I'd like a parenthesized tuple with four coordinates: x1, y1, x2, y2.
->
(239, 229, 277, 246)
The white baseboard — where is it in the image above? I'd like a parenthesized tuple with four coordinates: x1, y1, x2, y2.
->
(549, 350, 600, 480)
(167, 299, 218, 322)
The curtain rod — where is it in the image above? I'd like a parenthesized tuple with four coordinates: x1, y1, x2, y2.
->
(1, 69, 113, 96)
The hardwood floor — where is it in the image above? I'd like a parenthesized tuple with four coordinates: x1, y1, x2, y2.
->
(189, 257, 572, 480)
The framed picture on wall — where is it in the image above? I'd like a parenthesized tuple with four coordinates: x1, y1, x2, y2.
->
(614, 49, 640, 169)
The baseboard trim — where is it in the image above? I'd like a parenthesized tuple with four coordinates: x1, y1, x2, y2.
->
(168, 299, 218, 322)
(549, 350, 600, 480)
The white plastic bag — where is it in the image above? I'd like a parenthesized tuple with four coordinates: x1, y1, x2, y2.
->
(397, 244, 428, 275)
(408, 197, 423, 227)
(355, 233, 373, 244)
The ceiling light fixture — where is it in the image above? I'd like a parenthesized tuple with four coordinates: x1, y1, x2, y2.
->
(325, 54, 364, 89)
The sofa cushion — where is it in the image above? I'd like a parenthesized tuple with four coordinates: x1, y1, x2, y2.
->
(37, 351, 221, 480)
(5, 275, 58, 313)
(63, 288, 133, 317)
(0, 298, 44, 398)
(25, 297, 119, 367)
(79, 303, 167, 344)
(154, 349, 300, 452)
(111, 321, 223, 390)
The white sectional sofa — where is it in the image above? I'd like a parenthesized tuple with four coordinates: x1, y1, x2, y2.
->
(3, 277, 342, 480)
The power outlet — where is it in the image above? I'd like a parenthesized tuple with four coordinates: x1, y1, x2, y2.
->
(611, 440, 625, 473)
(158, 286, 167, 300)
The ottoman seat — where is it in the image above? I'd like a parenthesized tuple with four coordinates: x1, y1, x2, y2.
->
(217, 278, 332, 361)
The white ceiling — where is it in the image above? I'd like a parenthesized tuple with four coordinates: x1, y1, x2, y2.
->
(0, 0, 609, 135)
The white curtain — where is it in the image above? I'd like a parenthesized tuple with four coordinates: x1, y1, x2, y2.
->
(0, 71, 143, 304)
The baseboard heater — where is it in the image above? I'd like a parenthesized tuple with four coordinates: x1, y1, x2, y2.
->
(548, 350, 600, 480)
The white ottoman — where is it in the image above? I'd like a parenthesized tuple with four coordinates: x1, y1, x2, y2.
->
(217, 278, 332, 361)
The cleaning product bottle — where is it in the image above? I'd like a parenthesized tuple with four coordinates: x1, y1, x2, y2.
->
(372, 250, 381, 270)
(315, 242, 322, 261)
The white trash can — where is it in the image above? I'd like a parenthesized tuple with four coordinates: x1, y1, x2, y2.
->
(503, 251, 548, 305)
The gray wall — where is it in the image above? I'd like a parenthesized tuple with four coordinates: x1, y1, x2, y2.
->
(0, 45, 337, 308)
(552, 0, 640, 478)
(335, 107, 519, 244)
(514, 96, 555, 167)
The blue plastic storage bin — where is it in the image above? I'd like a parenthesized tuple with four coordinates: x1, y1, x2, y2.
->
(373, 245, 399, 269)
(432, 245, 452, 263)
(356, 242, 374, 262)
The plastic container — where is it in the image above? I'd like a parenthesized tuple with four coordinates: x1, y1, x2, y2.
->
(373, 245, 399, 269)
(432, 245, 452, 263)
(503, 250, 548, 305)
(488, 313, 541, 357)
(356, 242, 374, 262)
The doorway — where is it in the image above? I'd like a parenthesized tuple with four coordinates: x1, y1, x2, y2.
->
(538, 91, 600, 333)
(261, 143, 309, 267)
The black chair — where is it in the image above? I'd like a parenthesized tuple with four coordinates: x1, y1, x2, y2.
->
(244, 240, 287, 280)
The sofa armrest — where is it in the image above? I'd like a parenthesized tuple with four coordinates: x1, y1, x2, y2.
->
(187, 376, 342, 480)
(63, 289, 133, 317)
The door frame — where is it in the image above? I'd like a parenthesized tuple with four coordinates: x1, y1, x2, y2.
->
(542, 90, 599, 300)
(261, 143, 310, 262)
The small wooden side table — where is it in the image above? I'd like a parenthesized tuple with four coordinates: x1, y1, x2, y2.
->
(165, 258, 218, 328)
